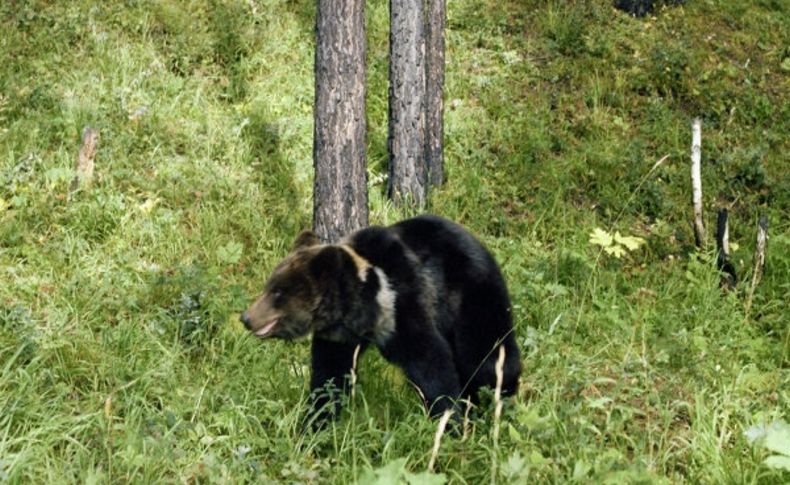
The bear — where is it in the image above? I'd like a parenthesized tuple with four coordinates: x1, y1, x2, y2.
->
(240, 215, 522, 424)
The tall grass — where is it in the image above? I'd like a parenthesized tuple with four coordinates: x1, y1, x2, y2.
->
(1, 0, 788, 482)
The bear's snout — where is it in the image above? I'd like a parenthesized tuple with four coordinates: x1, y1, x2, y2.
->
(240, 312, 251, 329)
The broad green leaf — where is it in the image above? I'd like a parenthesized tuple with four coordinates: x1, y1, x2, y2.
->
(528, 450, 550, 466)
(405, 470, 447, 485)
(604, 244, 626, 258)
(358, 458, 407, 485)
(589, 228, 614, 248)
(763, 422, 790, 456)
(746, 420, 790, 454)
(764, 455, 790, 471)
(508, 423, 522, 441)
(500, 451, 528, 480)
(573, 459, 591, 480)
(517, 406, 549, 429)
(545, 283, 569, 297)
(217, 241, 244, 265)
(613, 231, 646, 251)
(44, 167, 73, 187)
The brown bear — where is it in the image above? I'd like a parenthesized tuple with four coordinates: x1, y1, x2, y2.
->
(241, 215, 521, 424)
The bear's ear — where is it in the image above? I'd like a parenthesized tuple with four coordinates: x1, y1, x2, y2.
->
(293, 230, 320, 250)
(307, 246, 343, 280)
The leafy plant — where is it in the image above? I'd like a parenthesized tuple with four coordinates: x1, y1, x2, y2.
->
(357, 458, 446, 485)
(589, 228, 646, 258)
(745, 420, 790, 472)
(216, 240, 243, 265)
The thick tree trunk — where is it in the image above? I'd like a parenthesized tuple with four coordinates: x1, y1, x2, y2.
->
(388, 0, 427, 207)
(425, 0, 445, 187)
(313, 0, 368, 242)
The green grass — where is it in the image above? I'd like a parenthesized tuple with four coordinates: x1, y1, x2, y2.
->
(1, 0, 789, 482)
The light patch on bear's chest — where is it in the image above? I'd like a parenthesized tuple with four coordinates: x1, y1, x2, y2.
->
(372, 267, 396, 345)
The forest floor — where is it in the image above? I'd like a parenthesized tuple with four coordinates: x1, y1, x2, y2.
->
(1, 0, 788, 483)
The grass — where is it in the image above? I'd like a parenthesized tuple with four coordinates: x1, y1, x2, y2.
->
(1, 0, 789, 482)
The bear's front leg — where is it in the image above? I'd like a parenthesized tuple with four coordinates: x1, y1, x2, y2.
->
(308, 337, 366, 428)
(384, 331, 462, 418)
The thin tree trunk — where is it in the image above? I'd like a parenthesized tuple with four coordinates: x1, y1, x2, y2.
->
(745, 215, 768, 320)
(716, 208, 737, 290)
(388, 0, 427, 207)
(425, 0, 445, 186)
(314, 0, 368, 242)
(69, 127, 99, 193)
(690, 118, 705, 248)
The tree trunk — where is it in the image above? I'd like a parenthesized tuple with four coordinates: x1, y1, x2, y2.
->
(690, 118, 705, 248)
(425, 0, 445, 187)
(313, 0, 368, 242)
(745, 215, 768, 320)
(69, 127, 99, 193)
(388, 0, 427, 207)
(716, 208, 737, 290)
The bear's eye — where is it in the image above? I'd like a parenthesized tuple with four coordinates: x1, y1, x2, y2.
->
(270, 288, 285, 305)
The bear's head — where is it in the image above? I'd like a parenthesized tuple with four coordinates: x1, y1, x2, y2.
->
(240, 230, 368, 340)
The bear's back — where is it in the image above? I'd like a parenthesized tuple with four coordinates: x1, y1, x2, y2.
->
(347, 215, 510, 326)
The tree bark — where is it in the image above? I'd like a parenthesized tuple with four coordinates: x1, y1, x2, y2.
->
(425, 0, 445, 187)
(314, 0, 368, 242)
(69, 127, 99, 193)
(716, 208, 737, 290)
(690, 118, 705, 248)
(388, 0, 427, 207)
(745, 215, 768, 320)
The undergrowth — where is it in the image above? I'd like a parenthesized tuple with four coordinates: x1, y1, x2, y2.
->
(1, 0, 788, 483)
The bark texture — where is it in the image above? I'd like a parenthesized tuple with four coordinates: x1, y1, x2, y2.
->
(314, 0, 368, 242)
(716, 208, 737, 290)
(70, 127, 99, 192)
(745, 215, 768, 319)
(425, 0, 445, 186)
(388, 0, 427, 207)
(690, 118, 705, 248)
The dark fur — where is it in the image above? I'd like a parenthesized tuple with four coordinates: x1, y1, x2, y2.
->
(615, 0, 685, 17)
(241, 215, 521, 423)
(716, 208, 737, 289)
